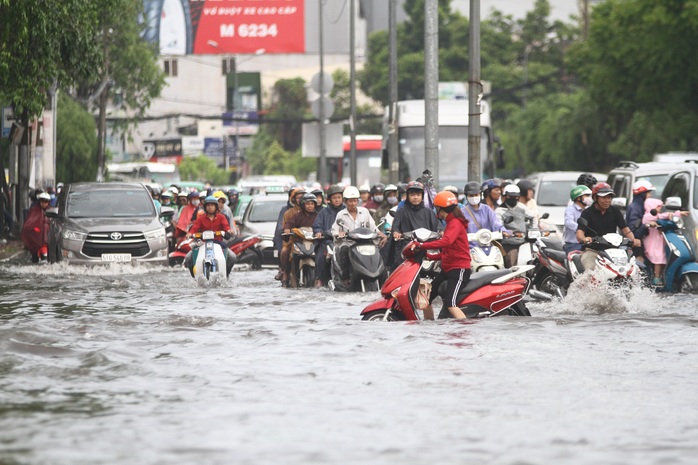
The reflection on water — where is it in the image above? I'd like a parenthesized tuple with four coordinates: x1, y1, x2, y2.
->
(1, 262, 698, 465)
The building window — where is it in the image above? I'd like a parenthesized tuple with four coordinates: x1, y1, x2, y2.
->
(164, 59, 178, 77)
(222, 57, 236, 75)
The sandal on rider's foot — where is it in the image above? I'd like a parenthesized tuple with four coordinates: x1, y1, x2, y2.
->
(652, 277, 664, 287)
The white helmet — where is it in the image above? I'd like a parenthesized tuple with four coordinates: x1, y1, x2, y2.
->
(343, 186, 361, 199)
(632, 179, 656, 195)
(37, 192, 51, 201)
(502, 184, 521, 196)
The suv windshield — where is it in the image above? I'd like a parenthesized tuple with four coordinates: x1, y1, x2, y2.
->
(68, 189, 155, 218)
(537, 180, 577, 206)
(248, 199, 286, 222)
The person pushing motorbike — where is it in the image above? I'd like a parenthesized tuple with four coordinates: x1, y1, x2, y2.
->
(184, 196, 237, 277)
(414, 191, 471, 320)
(576, 182, 640, 272)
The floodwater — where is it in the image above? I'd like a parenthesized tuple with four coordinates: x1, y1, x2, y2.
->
(1, 259, 697, 465)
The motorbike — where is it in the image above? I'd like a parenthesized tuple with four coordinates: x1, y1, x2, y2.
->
(189, 230, 231, 286)
(642, 197, 698, 292)
(360, 228, 533, 321)
(229, 234, 264, 270)
(569, 218, 638, 284)
(328, 219, 386, 292)
(289, 227, 318, 288)
(529, 234, 572, 298)
(468, 228, 505, 272)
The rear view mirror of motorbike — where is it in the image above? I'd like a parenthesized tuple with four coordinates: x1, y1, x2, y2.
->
(577, 218, 589, 228)
(413, 228, 439, 242)
(540, 212, 550, 220)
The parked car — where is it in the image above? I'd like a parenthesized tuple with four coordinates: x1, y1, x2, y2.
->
(526, 171, 607, 233)
(606, 161, 689, 208)
(237, 193, 289, 266)
(46, 182, 171, 265)
(660, 163, 698, 261)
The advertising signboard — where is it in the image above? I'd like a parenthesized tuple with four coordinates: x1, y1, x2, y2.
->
(144, 0, 305, 55)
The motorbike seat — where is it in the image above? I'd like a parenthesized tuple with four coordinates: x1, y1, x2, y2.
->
(546, 248, 568, 264)
(541, 237, 564, 250)
(439, 269, 511, 299)
(570, 253, 584, 273)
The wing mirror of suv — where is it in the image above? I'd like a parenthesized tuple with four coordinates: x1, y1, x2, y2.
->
(45, 207, 59, 219)
(160, 206, 175, 217)
(664, 196, 682, 209)
(611, 197, 627, 208)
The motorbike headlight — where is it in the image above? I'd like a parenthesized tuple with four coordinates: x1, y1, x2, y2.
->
(391, 287, 401, 298)
(63, 229, 87, 241)
(144, 227, 166, 240)
(478, 231, 492, 245)
(356, 245, 376, 255)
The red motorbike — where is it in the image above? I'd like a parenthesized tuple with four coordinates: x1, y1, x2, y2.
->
(360, 229, 533, 321)
(169, 234, 263, 270)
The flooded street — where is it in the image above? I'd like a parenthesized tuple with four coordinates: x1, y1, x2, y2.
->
(1, 260, 698, 465)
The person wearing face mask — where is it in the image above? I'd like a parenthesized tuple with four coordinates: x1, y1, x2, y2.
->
(460, 181, 511, 236)
(313, 185, 345, 287)
(175, 191, 200, 236)
(363, 183, 384, 211)
(373, 184, 398, 224)
(625, 179, 656, 265)
(563, 185, 593, 253)
(495, 185, 528, 267)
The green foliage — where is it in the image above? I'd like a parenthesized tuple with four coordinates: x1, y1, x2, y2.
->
(266, 78, 308, 151)
(178, 156, 230, 185)
(56, 94, 98, 183)
(329, 69, 382, 134)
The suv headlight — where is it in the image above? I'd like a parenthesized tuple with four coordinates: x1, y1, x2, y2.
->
(63, 229, 87, 241)
(144, 228, 166, 240)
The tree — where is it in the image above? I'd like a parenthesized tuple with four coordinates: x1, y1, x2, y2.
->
(178, 156, 229, 185)
(266, 78, 308, 151)
(56, 94, 98, 183)
(329, 69, 382, 135)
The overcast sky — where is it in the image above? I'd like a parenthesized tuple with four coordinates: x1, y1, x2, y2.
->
(452, 0, 580, 21)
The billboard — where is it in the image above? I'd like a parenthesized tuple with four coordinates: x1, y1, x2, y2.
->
(144, 0, 305, 55)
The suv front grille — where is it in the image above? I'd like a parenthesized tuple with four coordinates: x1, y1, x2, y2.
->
(82, 232, 150, 257)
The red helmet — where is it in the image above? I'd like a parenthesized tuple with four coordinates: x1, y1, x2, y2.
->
(433, 191, 458, 208)
(632, 179, 656, 196)
(591, 182, 614, 197)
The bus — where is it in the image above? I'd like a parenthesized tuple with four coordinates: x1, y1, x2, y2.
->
(341, 135, 383, 187)
(107, 162, 181, 186)
(385, 98, 500, 188)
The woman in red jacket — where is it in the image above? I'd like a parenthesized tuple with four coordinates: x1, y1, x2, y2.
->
(418, 191, 472, 320)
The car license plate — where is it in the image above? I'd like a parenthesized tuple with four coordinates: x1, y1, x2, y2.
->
(101, 253, 132, 262)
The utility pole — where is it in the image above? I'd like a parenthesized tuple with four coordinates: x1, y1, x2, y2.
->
(388, 0, 399, 184)
(468, 0, 482, 183)
(424, 0, 439, 187)
(349, 0, 357, 186)
(318, 0, 327, 185)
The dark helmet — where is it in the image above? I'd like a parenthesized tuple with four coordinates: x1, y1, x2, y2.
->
(301, 193, 318, 206)
(481, 178, 502, 193)
(463, 181, 481, 196)
(577, 173, 598, 188)
(188, 190, 200, 199)
(227, 188, 240, 197)
(406, 181, 424, 193)
(326, 184, 343, 198)
(311, 188, 324, 197)
(517, 179, 535, 195)
(370, 183, 385, 195)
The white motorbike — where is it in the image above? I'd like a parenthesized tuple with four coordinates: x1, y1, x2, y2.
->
(570, 218, 638, 284)
(468, 228, 505, 272)
(190, 230, 230, 287)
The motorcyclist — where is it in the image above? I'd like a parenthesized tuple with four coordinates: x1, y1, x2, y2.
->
(358, 184, 371, 206)
(331, 186, 386, 284)
(285, 193, 320, 287)
(443, 185, 464, 209)
(213, 190, 234, 226)
(373, 184, 398, 225)
(625, 179, 655, 264)
(279, 187, 307, 287)
(273, 188, 298, 281)
(184, 195, 237, 277)
(362, 183, 384, 211)
(517, 179, 540, 226)
(227, 188, 240, 216)
(576, 173, 598, 189)
(389, 181, 440, 270)
(311, 188, 326, 209)
(460, 181, 510, 235)
(21, 192, 51, 263)
(495, 184, 528, 267)
(576, 182, 640, 272)
(416, 191, 471, 320)
(160, 190, 174, 208)
(481, 178, 503, 210)
(175, 191, 199, 239)
(563, 185, 593, 253)
(313, 184, 344, 287)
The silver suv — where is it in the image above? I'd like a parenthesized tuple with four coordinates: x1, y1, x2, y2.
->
(660, 163, 698, 258)
(46, 182, 171, 265)
(606, 161, 688, 208)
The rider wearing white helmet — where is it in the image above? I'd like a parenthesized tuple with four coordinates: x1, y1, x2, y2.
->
(626, 179, 656, 263)
(495, 184, 528, 267)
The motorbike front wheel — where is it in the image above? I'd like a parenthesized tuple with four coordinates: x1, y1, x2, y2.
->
(361, 310, 399, 321)
(678, 273, 698, 293)
(509, 301, 531, 316)
(301, 265, 315, 288)
(539, 274, 567, 298)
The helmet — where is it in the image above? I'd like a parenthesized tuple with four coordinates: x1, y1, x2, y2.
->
(311, 188, 324, 196)
(203, 196, 219, 208)
(161, 190, 173, 199)
(632, 179, 656, 196)
(188, 190, 200, 199)
(433, 191, 458, 208)
(406, 181, 424, 193)
(370, 183, 385, 195)
(212, 190, 226, 199)
(591, 182, 615, 197)
(301, 193, 318, 206)
(517, 179, 535, 194)
(326, 184, 343, 198)
(168, 187, 179, 196)
(37, 192, 51, 201)
(178, 191, 188, 199)
(443, 185, 459, 196)
(577, 173, 598, 188)
(570, 185, 592, 202)
(481, 178, 502, 192)
(343, 186, 361, 199)
(384, 184, 398, 193)
(289, 187, 306, 199)
(151, 186, 162, 196)
(502, 184, 521, 197)
(227, 188, 240, 196)
(359, 184, 370, 193)
(463, 181, 481, 196)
